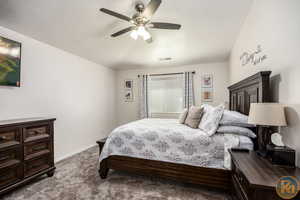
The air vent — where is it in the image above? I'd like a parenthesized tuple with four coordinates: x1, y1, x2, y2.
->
(159, 57, 172, 61)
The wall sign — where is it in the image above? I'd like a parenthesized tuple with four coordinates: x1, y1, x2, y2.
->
(240, 45, 267, 66)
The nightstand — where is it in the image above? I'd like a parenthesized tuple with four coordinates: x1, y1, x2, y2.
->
(229, 150, 300, 200)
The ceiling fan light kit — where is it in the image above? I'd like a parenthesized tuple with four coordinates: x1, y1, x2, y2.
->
(130, 26, 151, 41)
(130, 30, 138, 40)
(100, 0, 181, 43)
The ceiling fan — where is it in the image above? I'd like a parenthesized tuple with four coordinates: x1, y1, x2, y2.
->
(100, 0, 181, 43)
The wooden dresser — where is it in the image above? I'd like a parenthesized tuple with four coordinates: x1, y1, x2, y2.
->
(230, 150, 300, 200)
(0, 118, 56, 195)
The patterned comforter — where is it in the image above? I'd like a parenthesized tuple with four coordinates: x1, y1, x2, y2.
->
(99, 119, 248, 169)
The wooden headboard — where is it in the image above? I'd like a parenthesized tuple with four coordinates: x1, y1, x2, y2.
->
(228, 71, 272, 115)
(228, 71, 272, 150)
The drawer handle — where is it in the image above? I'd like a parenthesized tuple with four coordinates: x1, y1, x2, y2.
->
(0, 173, 12, 181)
(0, 155, 11, 162)
(35, 129, 45, 133)
(30, 163, 42, 169)
(33, 146, 45, 151)
(30, 131, 41, 136)
(0, 136, 7, 141)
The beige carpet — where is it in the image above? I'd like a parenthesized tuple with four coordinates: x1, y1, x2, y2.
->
(2, 146, 231, 200)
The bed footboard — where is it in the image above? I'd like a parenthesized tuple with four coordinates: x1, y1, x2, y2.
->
(99, 156, 231, 190)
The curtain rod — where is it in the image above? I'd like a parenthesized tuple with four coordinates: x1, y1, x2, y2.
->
(138, 71, 195, 78)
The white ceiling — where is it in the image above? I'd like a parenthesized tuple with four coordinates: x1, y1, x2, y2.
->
(0, 0, 253, 70)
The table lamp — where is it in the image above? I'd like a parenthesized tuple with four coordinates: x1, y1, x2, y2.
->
(248, 103, 287, 156)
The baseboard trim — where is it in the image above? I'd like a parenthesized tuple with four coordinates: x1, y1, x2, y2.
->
(55, 144, 97, 163)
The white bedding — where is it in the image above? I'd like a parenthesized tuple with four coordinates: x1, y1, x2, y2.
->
(99, 118, 253, 169)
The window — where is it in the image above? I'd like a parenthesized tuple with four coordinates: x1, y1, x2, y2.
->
(148, 74, 184, 116)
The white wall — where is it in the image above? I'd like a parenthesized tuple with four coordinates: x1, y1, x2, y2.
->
(230, 0, 300, 166)
(0, 26, 116, 162)
(116, 62, 229, 125)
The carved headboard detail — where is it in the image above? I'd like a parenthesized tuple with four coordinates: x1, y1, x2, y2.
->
(228, 71, 272, 150)
(228, 71, 271, 115)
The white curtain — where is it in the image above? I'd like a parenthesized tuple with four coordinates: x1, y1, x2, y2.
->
(139, 75, 149, 119)
(183, 72, 195, 108)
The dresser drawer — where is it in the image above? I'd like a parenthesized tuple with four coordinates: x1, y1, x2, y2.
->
(23, 124, 50, 142)
(0, 164, 23, 188)
(232, 175, 248, 200)
(232, 160, 251, 195)
(0, 147, 22, 166)
(0, 128, 21, 149)
(0, 118, 55, 196)
(24, 140, 51, 160)
(24, 155, 51, 177)
(234, 168, 250, 192)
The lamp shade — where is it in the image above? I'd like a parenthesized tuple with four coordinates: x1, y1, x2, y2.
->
(248, 103, 287, 126)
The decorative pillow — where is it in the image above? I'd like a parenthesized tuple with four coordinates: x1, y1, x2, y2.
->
(198, 104, 225, 136)
(178, 108, 188, 124)
(185, 106, 204, 129)
(217, 126, 257, 138)
(220, 110, 255, 128)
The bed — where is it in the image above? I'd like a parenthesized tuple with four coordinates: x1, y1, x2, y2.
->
(99, 118, 254, 169)
(99, 71, 272, 190)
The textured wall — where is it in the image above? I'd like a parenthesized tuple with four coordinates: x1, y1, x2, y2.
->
(0, 26, 117, 162)
(229, 0, 300, 166)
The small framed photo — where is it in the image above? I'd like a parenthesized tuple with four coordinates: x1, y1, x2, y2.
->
(202, 74, 213, 88)
(124, 89, 134, 102)
(202, 88, 213, 102)
(124, 80, 133, 89)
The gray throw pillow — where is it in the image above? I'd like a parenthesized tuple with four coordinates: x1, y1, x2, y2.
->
(185, 106, 204, 129)
(198, 104, 225, 136)
(178, 108, 188, 124)
(217, 126, 257, 138)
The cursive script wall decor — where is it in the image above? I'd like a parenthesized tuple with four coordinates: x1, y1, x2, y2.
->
(240, 45, 267, 66)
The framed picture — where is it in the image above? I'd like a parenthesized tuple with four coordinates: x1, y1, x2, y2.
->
(124, 89, 134, 102)
(202, 88, 213, 102)
(0, 36, 21, 87)
(201, 74, 213, 88)
(124, 79, 133, 89)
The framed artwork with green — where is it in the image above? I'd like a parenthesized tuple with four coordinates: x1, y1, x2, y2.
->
(0, 35, 21, 87)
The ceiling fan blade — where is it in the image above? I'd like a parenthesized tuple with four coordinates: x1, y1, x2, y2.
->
(111, 27, 136, 37)
(142, 0, 162, 19)
(149, 22, 181, 30)
(100, 8, 132, 22)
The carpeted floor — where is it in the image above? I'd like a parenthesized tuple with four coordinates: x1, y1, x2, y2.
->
(2, 146, 232, 200)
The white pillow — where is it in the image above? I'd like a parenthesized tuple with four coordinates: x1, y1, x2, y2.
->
(217, 126, 257, 138)
(220, 110, 255, 128)
(178, 108, 188, 124)
(198, 104, 225, 136)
